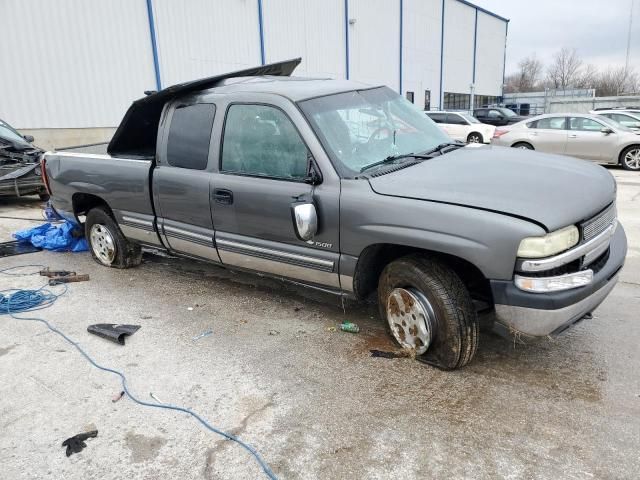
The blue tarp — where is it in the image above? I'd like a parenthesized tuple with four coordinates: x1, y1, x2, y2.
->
(14, 221, 89, 252)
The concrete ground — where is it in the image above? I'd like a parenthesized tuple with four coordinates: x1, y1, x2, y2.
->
(1, 167, 639, 479)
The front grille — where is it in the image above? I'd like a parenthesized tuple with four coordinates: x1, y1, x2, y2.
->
(582, 204, 616, 242)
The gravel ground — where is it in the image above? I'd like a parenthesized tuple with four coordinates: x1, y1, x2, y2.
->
(0, 166, 639, 479)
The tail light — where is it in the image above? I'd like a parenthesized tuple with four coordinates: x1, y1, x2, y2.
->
(40, 155, 52, 194)
(493, 129, 508, 139)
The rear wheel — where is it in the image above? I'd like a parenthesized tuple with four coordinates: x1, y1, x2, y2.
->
(512, 142, 534, 150)
(378, 255, 479, 370)
(621, 145, 640, 171)
(85, 207, 142, 268)
(467, 132, 483, 144)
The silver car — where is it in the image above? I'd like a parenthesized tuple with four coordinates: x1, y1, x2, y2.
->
(491, 113, 640, 171)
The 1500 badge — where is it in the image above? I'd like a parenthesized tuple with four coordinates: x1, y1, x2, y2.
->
(306, 240, 333, 248)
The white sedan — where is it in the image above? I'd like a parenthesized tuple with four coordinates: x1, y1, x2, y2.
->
(425, 111, 495, 144)
(491, 113, 640, 171)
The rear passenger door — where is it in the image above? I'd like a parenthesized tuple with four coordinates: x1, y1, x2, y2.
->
(526, 116, 568, 154)
(210, 94, 341, 289)
(153, 101, 221, 262)
(445, 114, 468, 141)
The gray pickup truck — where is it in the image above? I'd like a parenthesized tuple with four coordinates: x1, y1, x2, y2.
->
(43, 59, 627, 369)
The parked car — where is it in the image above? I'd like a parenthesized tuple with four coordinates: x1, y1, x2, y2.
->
(425, 111, 495, 143)
(473, 107, 525, 126)
(491, 113, 640, 171)
(0, 118, 47, 199)
(43, 59, 626, 369)
(591, 110, 640, 131)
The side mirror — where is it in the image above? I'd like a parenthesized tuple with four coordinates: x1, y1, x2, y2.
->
(601, 127, 614, 135)
(23, 135, 35, 143)
(292, 203, 318, 241)
(304, 155, 322, 185)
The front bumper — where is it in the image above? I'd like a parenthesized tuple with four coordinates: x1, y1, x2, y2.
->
(490, 224, 627, 337)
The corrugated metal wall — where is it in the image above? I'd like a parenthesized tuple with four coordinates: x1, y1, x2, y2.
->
(348, 0, 401, 90)
(262, 0, 346, 78)
(152, 0, 262, 86)
(0, 0, 157, 129)
(475, 12, 507, 97)
(0, 0, 507, 129)
(402, 0, 443, 111)
(443, 0, 476, 94)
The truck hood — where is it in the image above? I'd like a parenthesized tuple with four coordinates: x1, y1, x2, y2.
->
(367, 145, 616, 231)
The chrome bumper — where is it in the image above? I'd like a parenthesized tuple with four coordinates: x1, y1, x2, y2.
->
(494, 275, 618, 336)
(491, 223, 626, 337)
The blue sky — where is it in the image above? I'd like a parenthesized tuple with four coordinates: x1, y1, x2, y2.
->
(472, 0, 639, 74)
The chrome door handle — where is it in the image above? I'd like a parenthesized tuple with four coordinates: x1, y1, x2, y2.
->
(569, 134, 578, 138)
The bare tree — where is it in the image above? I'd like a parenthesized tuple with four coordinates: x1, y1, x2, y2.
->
(546, 48, 584, 89)
(504, 55, 543, 93)
(574, 64, 598, 89)
(593, 66, 640, 96)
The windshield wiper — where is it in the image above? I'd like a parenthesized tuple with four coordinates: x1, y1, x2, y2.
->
(422, 142, 464, 156)
(359, 152, 433, 173)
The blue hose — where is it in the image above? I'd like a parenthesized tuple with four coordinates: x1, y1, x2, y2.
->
(0, 265, 278, 479)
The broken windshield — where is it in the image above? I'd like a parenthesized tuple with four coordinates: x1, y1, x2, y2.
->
(299, 87, 450, 175)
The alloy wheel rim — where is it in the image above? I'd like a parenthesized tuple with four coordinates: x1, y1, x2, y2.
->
(386, 288, 435, 355)
(89, 224, 116, 264)
(624, 149, 640, 170)
(469, 135, 480, 143)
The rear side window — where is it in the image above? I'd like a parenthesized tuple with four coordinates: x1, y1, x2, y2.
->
(427, 113, 447, 123)
(166, 104, 216, 170)
(447, 114, 467, 125)
(529, 117, 566, 130)
(221, 104, 308, 179)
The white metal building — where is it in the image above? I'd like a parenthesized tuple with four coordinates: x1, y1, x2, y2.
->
(1, 0, 508, 133)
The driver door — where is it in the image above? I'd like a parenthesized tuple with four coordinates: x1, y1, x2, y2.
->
(210, 98, 341, 289)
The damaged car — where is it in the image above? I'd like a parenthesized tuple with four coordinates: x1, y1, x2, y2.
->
(42, 59, 626, 369)
(0, 118, 48, 199)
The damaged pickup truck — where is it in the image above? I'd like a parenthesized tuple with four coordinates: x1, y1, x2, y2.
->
(42, 59, 626, 369)
(0, 118, 47, 199)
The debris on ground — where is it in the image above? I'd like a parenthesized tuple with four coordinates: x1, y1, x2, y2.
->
(192, 329, 213, 341)
(187, 307, 194, 311)
(61, 430, 98, 457)
(39, 268, 90, 285)
(13, 221, 88, 252)
(340, 321, 360, 333)
(87, 324, 141, 345)
(370, 349, 417, 360)
(268, 330, 280, 336)
(0, 240, 42, 258)
(112, 391, 125, 403)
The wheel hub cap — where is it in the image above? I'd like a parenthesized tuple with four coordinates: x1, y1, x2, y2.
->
(386, 288, 435, 355)
(625, 149, 640, 170)
(90, 224, 116, 264)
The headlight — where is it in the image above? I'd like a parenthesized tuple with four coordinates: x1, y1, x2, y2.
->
(517, 225, 579, 258)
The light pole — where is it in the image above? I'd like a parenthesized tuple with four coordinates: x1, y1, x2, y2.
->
(626, 0, 635, 74)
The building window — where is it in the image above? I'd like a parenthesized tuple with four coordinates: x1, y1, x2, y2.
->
(424, 90, 431, 111)
(406, 91, 414, 103)
(443, 92, 471, 110)
(474, 95, 499, 108)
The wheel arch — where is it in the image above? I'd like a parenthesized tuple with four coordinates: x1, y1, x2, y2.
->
(352, 243, 493, 308)
(618, 143, 640, 164)
(72, 193, 113, 219)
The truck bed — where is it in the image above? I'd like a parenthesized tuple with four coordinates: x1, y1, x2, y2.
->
(43, 150, 157, 241)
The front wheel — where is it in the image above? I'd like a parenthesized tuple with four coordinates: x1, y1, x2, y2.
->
(621, 145, 640, 171)
(512, 142, 534, 150)
(378, 255, 479, 370)
(467, 132, 483, 144)
(85, 207, 142, 268)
